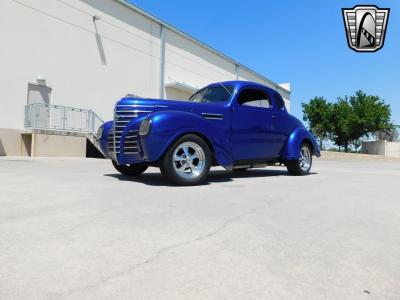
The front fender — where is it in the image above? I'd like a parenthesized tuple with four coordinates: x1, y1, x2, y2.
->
(282, 127, 321, 160)
(99, 120, 114, 157)
(141, 111, 233, 167)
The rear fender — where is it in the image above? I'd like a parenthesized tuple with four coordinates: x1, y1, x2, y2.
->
(282, 127, 321, 160)
(141, 111, 233, 167)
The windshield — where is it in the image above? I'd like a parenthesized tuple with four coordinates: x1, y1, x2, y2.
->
(189, 85, 234, 103)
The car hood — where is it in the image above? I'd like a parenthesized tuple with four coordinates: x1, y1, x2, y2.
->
(116, 97, 227, 115)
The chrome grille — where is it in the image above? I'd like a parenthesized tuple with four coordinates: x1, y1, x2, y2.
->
(107, 126, 116, 159)
(108, 129, 114, 151)
(113, 106, 153, 156)
(123, 130, 139, 154)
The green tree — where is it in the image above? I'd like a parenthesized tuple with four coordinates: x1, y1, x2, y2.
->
(302, 91, 393, 152)
(331, 91, 393, 152)
(330, 98, 354, 152)
(302, 97, 332, 149)
(349, 90, 393, 138)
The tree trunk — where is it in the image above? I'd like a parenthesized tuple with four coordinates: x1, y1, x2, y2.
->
(344, 142, 349, 152)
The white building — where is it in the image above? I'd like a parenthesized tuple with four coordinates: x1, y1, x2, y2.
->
(0, 0, 290, 156)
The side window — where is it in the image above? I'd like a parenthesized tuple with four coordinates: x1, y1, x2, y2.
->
(274, 93, 286, 110)
(237, 89, 271, 109)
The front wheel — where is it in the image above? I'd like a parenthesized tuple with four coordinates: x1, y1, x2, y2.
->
(286, 143, 312, 176)
(232, 168, 248, 172)
(112, 160, 148, 176)
(160, 134, 211, 186)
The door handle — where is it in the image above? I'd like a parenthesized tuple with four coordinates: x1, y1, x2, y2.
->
(272, 115, 277, 119)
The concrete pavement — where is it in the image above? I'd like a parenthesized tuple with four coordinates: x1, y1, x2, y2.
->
(0, 157, 399, 299)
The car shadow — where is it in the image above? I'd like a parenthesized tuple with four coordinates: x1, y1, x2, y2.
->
(104, 168, 317, 187)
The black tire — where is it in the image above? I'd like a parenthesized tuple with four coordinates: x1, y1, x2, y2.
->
(160, 134, 211, 186)
(286, 143, 312, 176)
(233, 168, 249, 172)
(112, 160, 148, 176)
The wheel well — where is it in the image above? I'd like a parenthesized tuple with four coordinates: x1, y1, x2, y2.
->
(302, 139, 314, 154)
(164, 132, 218, 165)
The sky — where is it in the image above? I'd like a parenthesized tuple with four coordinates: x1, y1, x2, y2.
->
(128, 0, 399, 124)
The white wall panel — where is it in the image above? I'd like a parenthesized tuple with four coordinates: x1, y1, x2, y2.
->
(164, 29, 236, 91)
(0, 0, 161, 128)
(0, 0, 290, 129)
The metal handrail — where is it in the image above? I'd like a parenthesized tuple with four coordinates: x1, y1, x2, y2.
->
(25, 103, 104, 134)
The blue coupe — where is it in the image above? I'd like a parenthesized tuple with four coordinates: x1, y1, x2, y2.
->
(98, 81, 320, 185)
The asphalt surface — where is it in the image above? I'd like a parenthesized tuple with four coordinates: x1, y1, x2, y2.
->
(0, 157, 399, 299)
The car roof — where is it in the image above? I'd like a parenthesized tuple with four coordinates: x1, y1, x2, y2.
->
(207, 81, 277, 94)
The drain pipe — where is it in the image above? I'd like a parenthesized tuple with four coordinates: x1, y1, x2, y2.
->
(159, 25, 166, 99)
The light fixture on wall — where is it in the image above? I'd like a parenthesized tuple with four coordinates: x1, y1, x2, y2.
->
(36, 76, 47, 86)
(92, 15, 101, 22)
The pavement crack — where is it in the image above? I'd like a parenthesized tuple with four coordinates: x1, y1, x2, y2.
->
(47, 204, 267, 299)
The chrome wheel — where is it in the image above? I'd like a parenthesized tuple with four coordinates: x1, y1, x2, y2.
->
(299, 144, 311, 172)
(172, 142, 206, 179)
(160, 134, 211, 185)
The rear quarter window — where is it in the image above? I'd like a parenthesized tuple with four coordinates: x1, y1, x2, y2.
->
(238, 89, 272, 109)
(274, 93, 286, 111)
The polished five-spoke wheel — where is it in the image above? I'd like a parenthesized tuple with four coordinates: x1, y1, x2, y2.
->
(299, 144, 312, 172)
(172, 142, 206, 180)
(286, 142, 312, 175)
(160, 134, 211, 185)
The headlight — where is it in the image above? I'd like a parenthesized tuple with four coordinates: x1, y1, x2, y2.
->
(96, 126, 104, 139)
(139, 119, 152, 136)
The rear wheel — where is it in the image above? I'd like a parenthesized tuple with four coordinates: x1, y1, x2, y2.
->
(160, 134, 211, 186)
(112, 160, 148, 176)
(286, 143, 312, 176)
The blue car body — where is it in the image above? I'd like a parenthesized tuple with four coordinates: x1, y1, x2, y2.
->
(98, 81, 320, 169)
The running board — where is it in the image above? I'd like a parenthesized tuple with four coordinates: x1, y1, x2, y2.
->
(225, 162, 281, 171)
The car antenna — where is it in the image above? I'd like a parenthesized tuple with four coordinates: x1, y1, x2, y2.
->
(218, 82, 232, 96)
